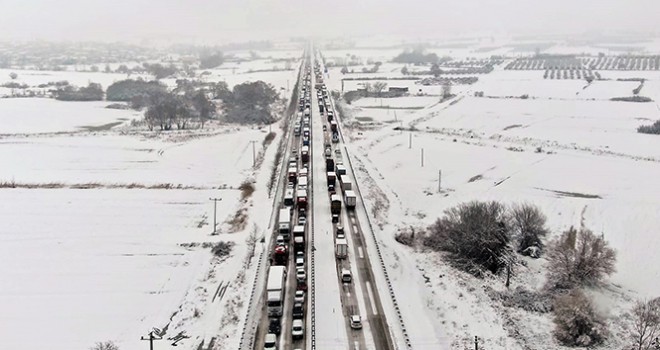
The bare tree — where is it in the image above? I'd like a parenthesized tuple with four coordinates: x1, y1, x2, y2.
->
(510, 203, 549, 256)
(553, 289, 608, 347)
(546, 226, 616, 290)
(631, 299, 660, 350)
(372, 81, 388, 97)
(91, 341, 119, 350)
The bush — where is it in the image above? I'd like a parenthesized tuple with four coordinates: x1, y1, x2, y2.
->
(393, 48, 440, 65)
(545, 226, 616, 290)
(91, 341, 120, 350)
(494, 286, 553, 313)
(211, 241, 234, 258)
(263, 132, 276, 147)
(424, 201, 512, 275)
(630, 298, 660, 349)
(238, 181, 255, 200)
(638, 120, 660, 135)
(200, 52, 224, 69)
(106, 79, 166, 103)
(553, 289, 608, 347)
(611, 96, 653, 102)
(55, 83, 104, 101)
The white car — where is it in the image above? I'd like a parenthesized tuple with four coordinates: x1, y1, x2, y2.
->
(297, 216, 306, 226)
(350, 315, 362, 330)
(276, 235, 285, 245)
(296, 267, 306, 283)
(295, 257, 305, 269)
(264, 333, 277, 349)
(294, 290, 305, 304)
(292, 319, 304, 340)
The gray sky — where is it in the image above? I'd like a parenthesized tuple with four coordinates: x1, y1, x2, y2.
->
(1, 0, 658, 44)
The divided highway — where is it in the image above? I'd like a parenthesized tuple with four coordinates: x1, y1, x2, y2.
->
(250, 46, 400, 350)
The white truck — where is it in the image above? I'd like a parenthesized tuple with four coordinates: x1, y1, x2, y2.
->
(344, 190, 357, 210)
(335, 238, 348, 259)
(278, 208, 291, 239)
(267, 266, 287, 317)
(340, 175, 352, 191)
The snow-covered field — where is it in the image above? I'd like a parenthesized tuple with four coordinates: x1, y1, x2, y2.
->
(0, 52, 299, 350)
(326, 43, 660, 349)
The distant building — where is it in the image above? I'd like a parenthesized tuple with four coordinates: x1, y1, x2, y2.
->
(388, 87, 409, 93)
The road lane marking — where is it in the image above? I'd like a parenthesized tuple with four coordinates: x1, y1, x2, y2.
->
(354, 341, 360, 350)
(353, 225, 358, 233)
(366, 281, 378, 316)
(351, 217, 356, 224)
(358, 246, 364, 259)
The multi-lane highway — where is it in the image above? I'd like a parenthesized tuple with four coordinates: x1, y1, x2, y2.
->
(251, 46, 399, 350)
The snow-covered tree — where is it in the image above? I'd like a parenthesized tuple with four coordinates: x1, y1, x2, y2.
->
(553, 289, 608, 347)
(91, 341, 119, 350)
(546, 226, 616, 290)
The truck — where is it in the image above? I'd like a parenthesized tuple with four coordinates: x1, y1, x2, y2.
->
(336, 164, 347, 176)
(267, 266, 287, 317)
(340, 175, 352, 191)
(297, 176, 308, 191)
(296, 189, 308, 210)
(284, 188, 295, 206)
(294, 236, 305, 252)
(330, 120, 338, 132)
(293, 225, 305, 238)
(335, 238, 348, 259)
(344, 190, 357, 210)
(288, 167, 297, 184)
(326, 171, 336, 186)
(272, 245, 288, 265)
(330, 194, 342, 215)
(278, 208, 291, 238)
(301, 145, 309, 164)
(326, 158, 335, 173)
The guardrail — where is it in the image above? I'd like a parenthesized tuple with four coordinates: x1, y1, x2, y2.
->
(238, 247, 267, 350)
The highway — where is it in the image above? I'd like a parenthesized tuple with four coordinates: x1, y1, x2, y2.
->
(251, 46, 400, 350)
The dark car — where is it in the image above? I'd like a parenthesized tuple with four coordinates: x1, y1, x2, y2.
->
(268, 318, 281, 335)
(292, 302, 304, 319)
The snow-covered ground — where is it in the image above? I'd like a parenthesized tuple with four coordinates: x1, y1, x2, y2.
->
(325, 43, 660, 349)
(0, 52, 300, 350)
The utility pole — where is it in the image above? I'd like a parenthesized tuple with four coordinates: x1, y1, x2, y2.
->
(475, 336, 479, 350)
(141, 330, 163, 350)
(394, 110, 397, 122)
(249, 140, 258, 167)
(438, 169, 442, 193)
(421, 148, 424, 167)
(209, 197, 222, 234)
(409, 133, 412, 149)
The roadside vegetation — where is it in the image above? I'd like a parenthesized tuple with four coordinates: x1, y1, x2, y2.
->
(637, 120, 660, 135)
(395, 200, 632, 347)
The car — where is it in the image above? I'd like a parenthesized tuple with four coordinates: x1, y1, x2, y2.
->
(295, 257, 304, 269)
(268, 318, 281, 335)
(292, 302, 304, 319)
(336, 226, 345, 239)
(341, 269, 352, 283)
(264, 333, 277, 349)
(294, 290, 305, 304)
(332, 214, 339, 223)
(297, 216, 306, 226)
(291, 319, 304, 340)
(276, 235, 285, 245)
(292, 147, 297, 154)
(323, 125, 327, 131)
(296, 267, 306, 283)
(328, 184, 335, 193)
(350, 315, 362, 329)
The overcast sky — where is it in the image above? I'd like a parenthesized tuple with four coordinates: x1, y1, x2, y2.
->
(0, 0, 658, 44)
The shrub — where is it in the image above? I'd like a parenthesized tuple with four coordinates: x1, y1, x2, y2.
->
(553, 289, 608, 346)
(106, 79, 166, 103)
(638, 120, 660, 135)
(211, 241, 234, 258)
(239, 181, 255, 200)
(55, 83, 103, 101)
(90, 341, 119, 350)
(545, 226, 616, 290)
(630, 298, 660, 350)
(424, 201, 512, 275)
